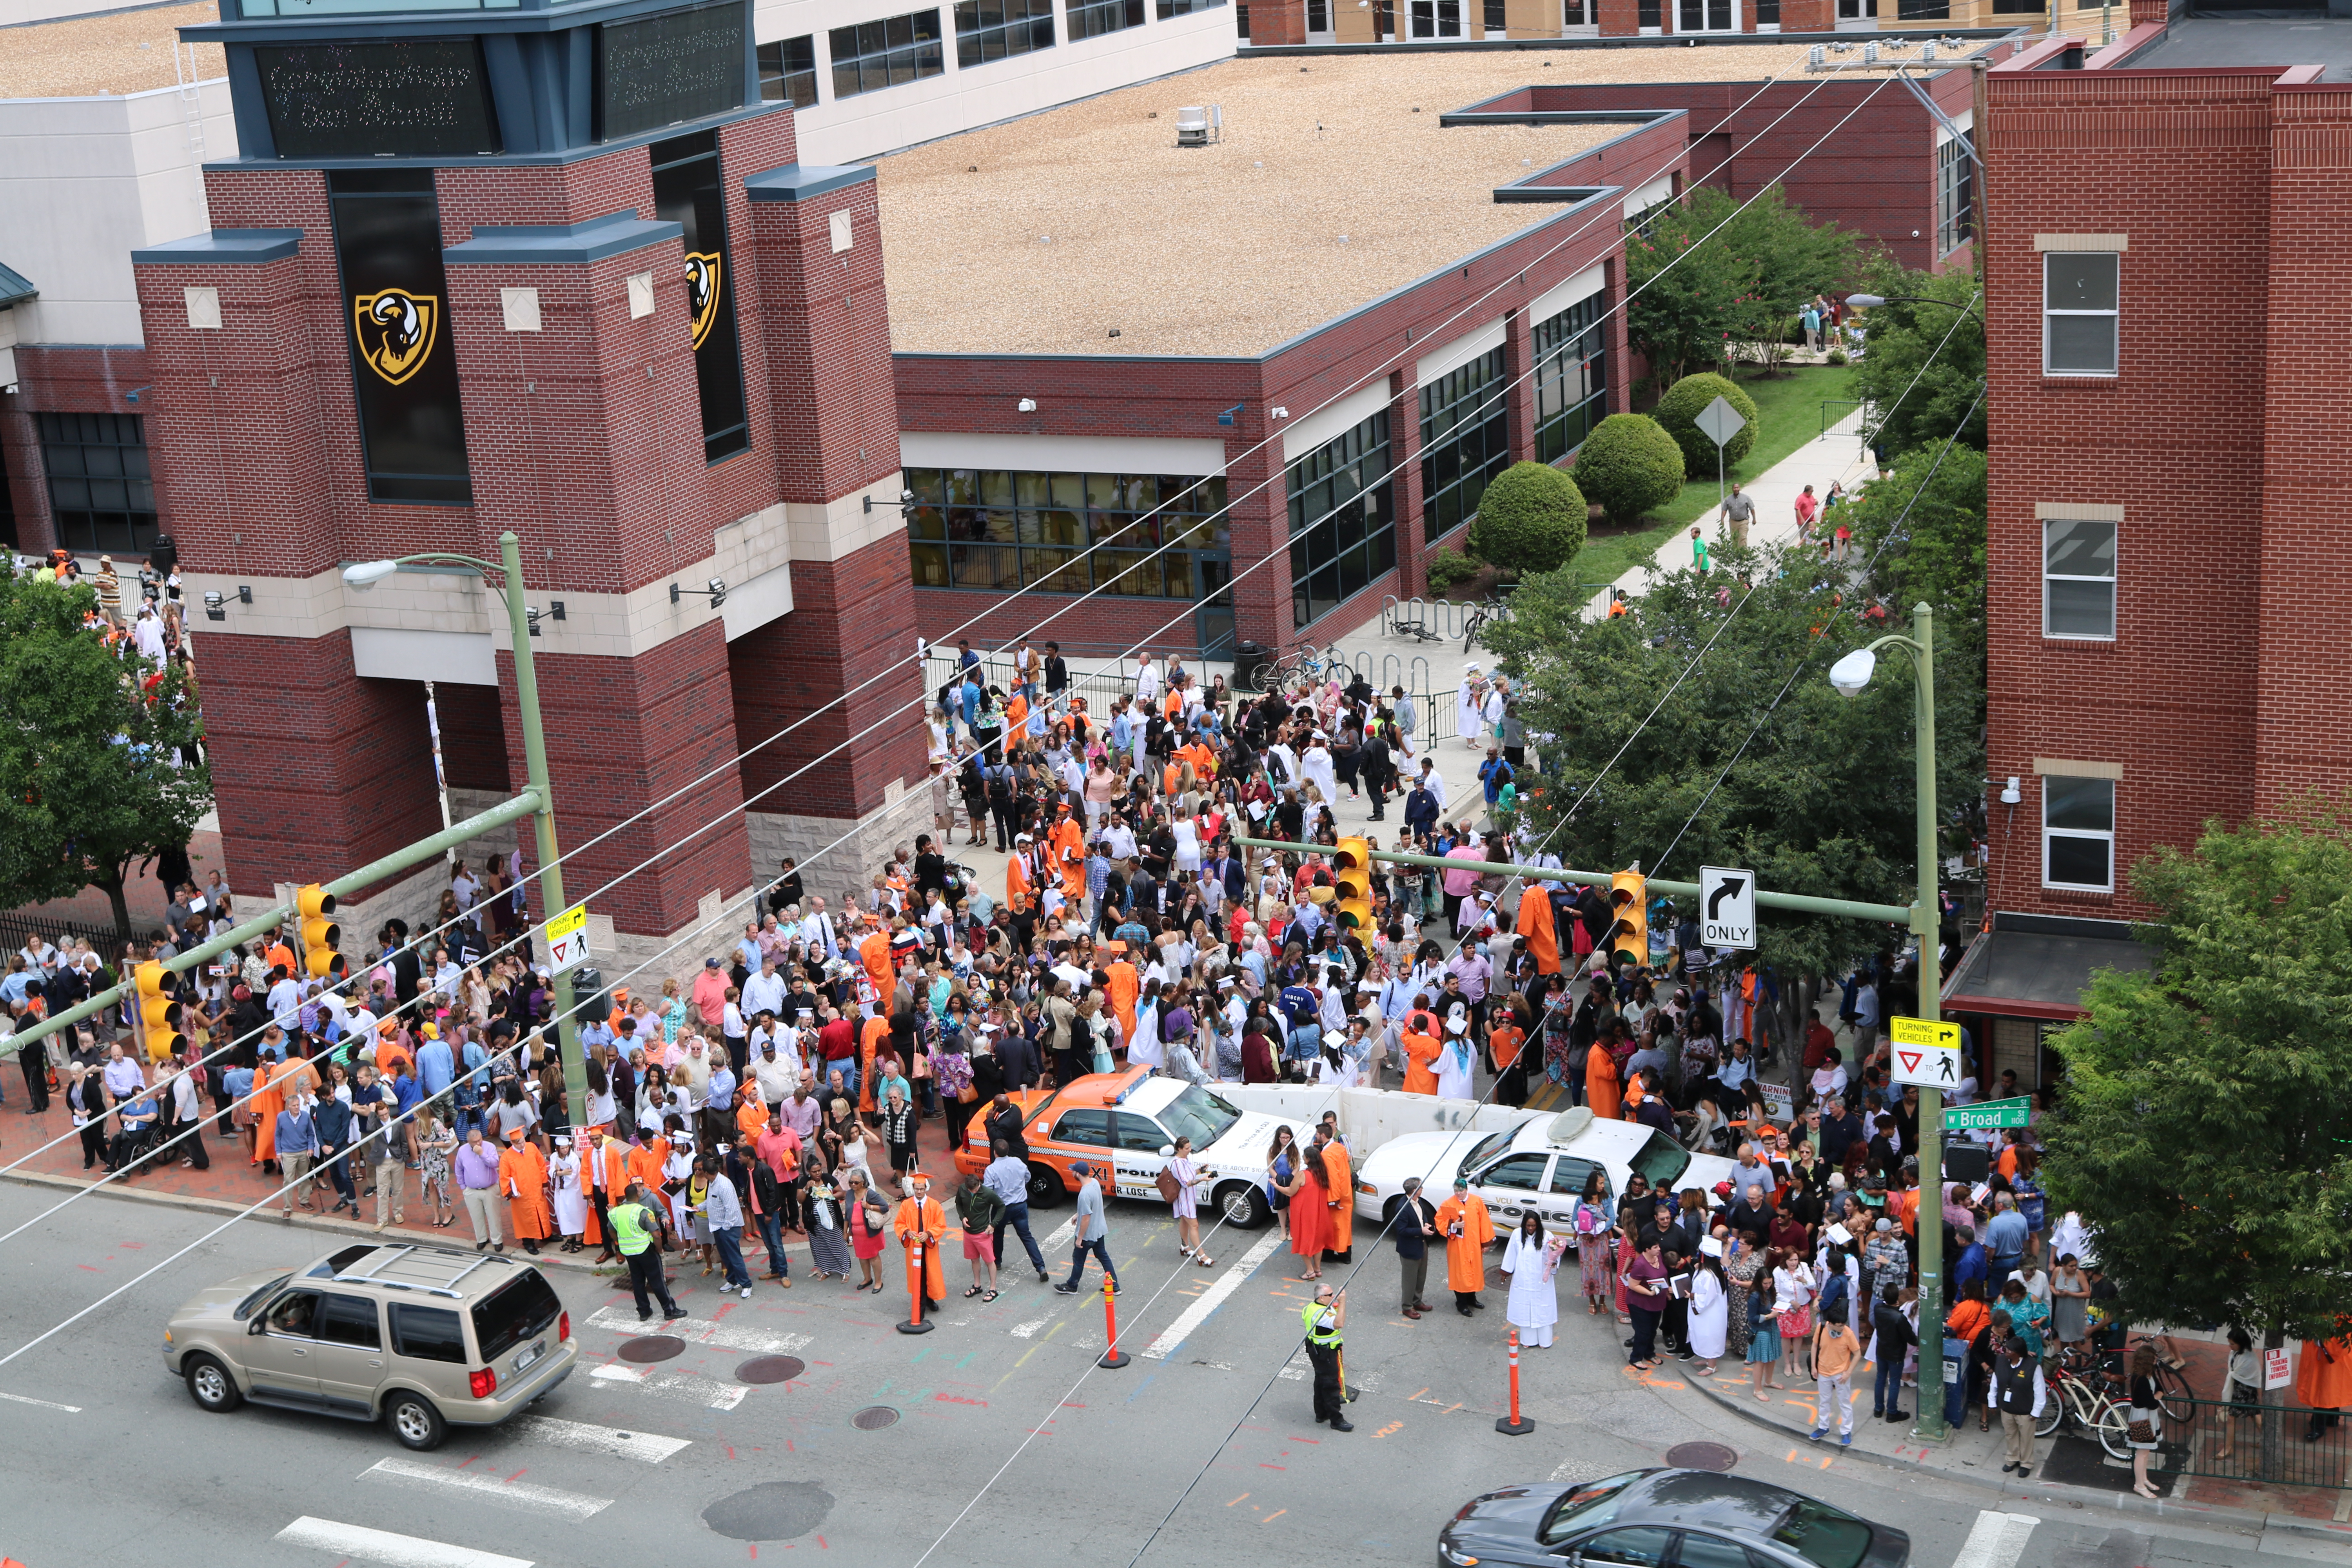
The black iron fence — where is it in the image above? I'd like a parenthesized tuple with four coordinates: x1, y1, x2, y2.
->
(0, 911, 133, 959)
(2153, 1393, 2352, 1490)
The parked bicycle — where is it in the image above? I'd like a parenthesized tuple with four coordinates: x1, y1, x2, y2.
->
(1462, 597, 1510, 653)
(2038, 1354, 2131, 1459)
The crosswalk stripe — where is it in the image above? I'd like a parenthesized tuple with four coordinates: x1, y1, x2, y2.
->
(0, 1391, 80, 1412)
(274, 1516, 533, 1568)
(589, 1362, 748, 1410)
(1140, 1229, 1287, 1361)
(508, 1414, 692, 1463)
(1950, 1510, 2040, 1568)
(363, 1457, 612, 1520)
(583, 1305, 813, 1356)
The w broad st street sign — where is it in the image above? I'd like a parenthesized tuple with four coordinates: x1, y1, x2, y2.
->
(1946, 1096, 2030, 1132)
(1890, 1014, 1963, 1090)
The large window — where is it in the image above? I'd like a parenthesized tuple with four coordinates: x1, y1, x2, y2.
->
(1534, 292, 1608, 464)
(1484, 0, 1505, 29)
(1288, 412, 1397, 628)
(1157, 0, 1225, 15)
(828, 9, 943, 99)
(38, 412, 158, 555)
(1067, 0, 1143, 36)
(1677, 0, 1732, 29)
(956, 0, 1053, 66)
(757, 36, 818, 107)
(2043, 776, 2114, 892)
(906, 468, 1229, 599)
(1419, 348, 1510, 545)
(1895, 0, 1946, 17)
(1409, 0, 1463, 34)
(1935, 132, 1974, 256)
(2043, 517, 2115, 639)
(2043, 252, 2118, 376)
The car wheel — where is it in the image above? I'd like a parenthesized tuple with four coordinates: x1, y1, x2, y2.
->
(1025, 1161, 1067, 1208)
(1219, 1183, 1270, 1229)
(386, 1391, 448, 1452)
(184, 1353, 240, 1414)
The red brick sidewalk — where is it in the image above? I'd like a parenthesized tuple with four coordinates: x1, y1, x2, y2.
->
(2, 828, 225, 938)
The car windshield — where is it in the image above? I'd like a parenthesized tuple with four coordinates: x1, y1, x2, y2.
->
(234, 1273, 290, 1321)
(1159, 1086, 1242, 1149)
(1535, 1472, 1644, 1545)
(1770, 1497, 1875, 1568)
(1630, 1128, 1692, 1189)
(1456, 1129, 1514, 1173)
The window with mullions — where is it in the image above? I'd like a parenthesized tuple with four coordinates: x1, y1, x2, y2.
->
(757, 36, 818, 107)
(2043, 775, 2114, 893)
(2043, 517, 2115, 639)
(1935, 132, 1974, 255)
(2044, 252, 2118, 376)
(37, 412, 158, 555)
(1419, 348, 1510, 545)
(1483, 0, 1504, 29)
(1409, 0, 1462, 34)
(1895, 0, 1946, 18)
(905, 468, 1230, 599)
(828, 9, 942, 100)
(1534, 293, 1608, 465)
(956, 0, 1052, 67)
(1068, 0, 1144, 37)
(1288, 412, 1397, 629)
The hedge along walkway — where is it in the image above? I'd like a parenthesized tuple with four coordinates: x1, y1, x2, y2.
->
(1569, 363, 1860, 599)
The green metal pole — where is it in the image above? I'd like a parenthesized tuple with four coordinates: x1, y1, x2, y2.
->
(499, 530, 587, 1134)
(1909, 601, 1947, 1443)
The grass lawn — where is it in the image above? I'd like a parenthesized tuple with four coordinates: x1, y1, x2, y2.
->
(1567, 363, 1857, 587)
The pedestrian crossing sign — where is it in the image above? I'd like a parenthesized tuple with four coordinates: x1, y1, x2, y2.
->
(1889, 1014, 1961, 1089)
(545, 903, 591, 975)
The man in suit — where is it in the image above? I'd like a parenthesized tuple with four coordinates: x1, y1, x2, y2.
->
(1392, 1176, 1438, 1318)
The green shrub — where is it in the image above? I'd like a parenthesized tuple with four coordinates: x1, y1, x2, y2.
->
(1467, 462, 1588, 577)
(1570, 414, 1685, 525)
(1825, 348, 1848, 367)
(1425, 546, 1480, 593)
(1652, 371, 1761, 478)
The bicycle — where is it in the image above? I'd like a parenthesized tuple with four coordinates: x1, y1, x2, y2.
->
(1274, 644, 1342, 687)
(2038, 1354, 2132, 1459)
(1462, 597, 1509, 653)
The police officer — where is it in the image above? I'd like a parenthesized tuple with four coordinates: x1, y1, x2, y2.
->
(613, 1181, 691, 1324)
(1303, 1283, 1353, 1432)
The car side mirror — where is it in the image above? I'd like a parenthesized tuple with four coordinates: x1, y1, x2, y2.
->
(248, 1318, 268, 1336)
(1159, 1144, 1176, 1158)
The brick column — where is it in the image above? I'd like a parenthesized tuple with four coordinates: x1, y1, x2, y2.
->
(1390, 369, 1430, 597)
(1248, 0, 1310, 44)
(1502, 307, 1537, 464)
(1779, 0, 1833, 27)
(1597, 0, 1642, 33)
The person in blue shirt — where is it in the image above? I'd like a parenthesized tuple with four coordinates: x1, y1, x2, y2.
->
(1278, 982, 1322, 1069)
(454, 1034, 490, 1138)
(416, 1029, 456, 1107)
(1952, 1224, 1988, 1296)
(388, 1059, 426, 1163)
(959, 675, 982, 739)
(1982, 1194, 2029, 1280)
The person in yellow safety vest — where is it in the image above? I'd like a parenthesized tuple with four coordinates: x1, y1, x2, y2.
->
(612, 1181, 690, 1324)
(1302, 1282, 1352, 1432)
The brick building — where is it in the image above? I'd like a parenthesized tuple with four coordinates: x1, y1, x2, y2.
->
(1947, 11, 2348, 1089)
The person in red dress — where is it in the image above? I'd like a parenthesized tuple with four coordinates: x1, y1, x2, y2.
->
(1289, 1142, 1334, 1280)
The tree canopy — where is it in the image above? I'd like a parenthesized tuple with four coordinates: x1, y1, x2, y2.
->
(2040, 802, 2352, 1346)
(0, 569, 211, 937)
(1846, 256, 1986, 456)
(1627, 184, 1860, 388)
(1842, 442, 1988, 637)
(1479, 546, 1980, 977)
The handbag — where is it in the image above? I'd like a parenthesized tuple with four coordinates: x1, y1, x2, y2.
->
(861, 1201, 886, 1237)
(2127, 1417, 2156, 1446)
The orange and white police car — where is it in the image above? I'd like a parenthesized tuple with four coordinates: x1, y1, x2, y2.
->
(953, 1067, 1292, 1227)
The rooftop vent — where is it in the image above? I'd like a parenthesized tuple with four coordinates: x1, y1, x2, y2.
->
(1174, 104, 1223, 147)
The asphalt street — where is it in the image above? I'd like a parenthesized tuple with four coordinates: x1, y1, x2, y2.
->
(0, 1184, 2341, 1568)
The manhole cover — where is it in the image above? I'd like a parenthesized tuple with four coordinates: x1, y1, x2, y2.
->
(1666, 1441, 1739, 1472)
(850, 1405, 900, 1430)
(703, 1481, 835, 1542)
(618, 1335, 686, 1363)
(736, 1355, 805, 1385)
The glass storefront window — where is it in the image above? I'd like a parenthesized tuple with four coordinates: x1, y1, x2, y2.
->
(1534, 291, 1608, 465)
(904, 466, 1229, 600)
(1287, 412, 1396, 629)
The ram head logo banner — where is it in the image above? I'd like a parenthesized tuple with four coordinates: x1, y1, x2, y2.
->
(351, 289, 440, 386)
(686, 251, 722, 349)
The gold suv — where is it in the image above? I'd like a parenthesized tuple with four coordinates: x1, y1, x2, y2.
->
(163, 1241, 577, 1450)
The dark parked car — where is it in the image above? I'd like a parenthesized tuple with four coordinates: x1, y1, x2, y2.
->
(1437, 1468, 1909, 1568)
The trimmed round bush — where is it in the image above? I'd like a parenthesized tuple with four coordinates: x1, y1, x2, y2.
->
(1570, 414, 1685, 525)
(1652, 371, 1760, 478)
(1467, 461, 1588, 577)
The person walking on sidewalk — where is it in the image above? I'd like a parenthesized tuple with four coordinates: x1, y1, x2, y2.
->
(1994, 1336, 2047, 1479)
(1054, 1164, 1119, 1295)
(1718, 484, 1757, 550)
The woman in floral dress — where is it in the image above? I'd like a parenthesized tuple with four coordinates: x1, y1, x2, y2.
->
(1723, 1230, 1765, 1361)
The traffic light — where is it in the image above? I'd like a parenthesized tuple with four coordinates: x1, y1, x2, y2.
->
(1332, 836, 1374, 934)
(135, 960, 183, 1062)
(296, 883, 343, 979)
(1609, 869, 1648, 967)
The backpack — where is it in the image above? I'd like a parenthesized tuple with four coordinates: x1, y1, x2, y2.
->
(1819, 1268, 1849, 1323)
(1155, 1164, 1182, 1204)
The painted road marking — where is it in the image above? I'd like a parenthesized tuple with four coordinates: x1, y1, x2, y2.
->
(363, 1457, 612, 1520)
(1950, 1510, 2039, 1568)
(1140, 1229, 1287, 1361)
(589, 1363, 748, 1410)
(0, 1391, 80, 1412)
(1009, 1316, 1053, 1339)
(274, 1516, 534, 1568)
(584, 1305, 813, 1356)
(508, 1414, 692, 1463)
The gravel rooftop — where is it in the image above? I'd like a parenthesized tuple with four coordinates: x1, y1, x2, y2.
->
(877, 44, 1818, 359)
(0, 1, 224, 100)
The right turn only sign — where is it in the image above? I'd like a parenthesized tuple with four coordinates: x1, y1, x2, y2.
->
(1700, 866, 1756, 949)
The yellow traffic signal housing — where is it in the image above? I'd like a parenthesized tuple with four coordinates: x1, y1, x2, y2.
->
(1609, 869, 1648, 966)
(135, 960, 183, 1061)
(296, 883, 343, 978)
(1333, 837, 1374, 933)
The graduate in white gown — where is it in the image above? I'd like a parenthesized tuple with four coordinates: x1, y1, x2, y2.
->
(1456, 667, 1486, 750)
(1687, 1237, 1730, 1372)
(1501, 1214, 1564, 1348)
(1435, 1015, 1477, 1100)
(548, 1135, 589, 1245)
(1300, 736, 1339, 805)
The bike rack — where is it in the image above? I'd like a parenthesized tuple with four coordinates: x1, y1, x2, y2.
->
(1381, 652, 1401, 692)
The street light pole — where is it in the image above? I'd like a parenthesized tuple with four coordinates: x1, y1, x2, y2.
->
(344, 533, 586, 1133)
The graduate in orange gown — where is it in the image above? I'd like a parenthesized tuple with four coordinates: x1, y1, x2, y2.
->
(2298, 1326, 2352, 1437)
(1289, 1144, 1334, 1278)
(1105, 958, 1140, 1057)
(1434, 1179, 1496, 1314)
(892, 1172, 948, 1314)
(583, 1130, 630, 1252)
(1319, 1137, 1354, 1261)
(859, 927, 894, 1000)
(248, 1056, 283, 1168)
(1586, 1039, 1621, 1122)
(501, 1127, 554, 1249)
(1051, 807, 1085, 902)
(858, 1015, 890, 1114)
(1516, 885, 1560, 976)
(1401, 1025, 1443, 1095)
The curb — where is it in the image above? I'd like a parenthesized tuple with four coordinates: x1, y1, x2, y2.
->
(1678, 1365, 2352, 1544)
(0, 1165, 621, 1278)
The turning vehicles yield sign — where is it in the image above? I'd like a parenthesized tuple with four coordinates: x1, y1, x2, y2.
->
(1699, 866, 1756, 950)
(1889, 1015, 1962, 1089)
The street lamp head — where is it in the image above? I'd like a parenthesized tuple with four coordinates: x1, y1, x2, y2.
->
(1828, 647, 1877, 697)
(1844, 294, 1886, 309)
(342, 559, 399, 591)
